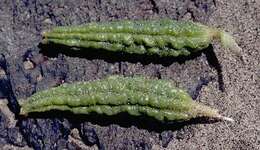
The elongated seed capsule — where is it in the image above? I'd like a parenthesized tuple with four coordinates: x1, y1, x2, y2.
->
(19, 76, 233, 122)
(42, 19, 241, 57)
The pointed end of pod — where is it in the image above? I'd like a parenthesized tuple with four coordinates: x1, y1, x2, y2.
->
(210, 113, 235, 123)
(41, 30, 48, 37)
(215, 115, 234, 122)
(220, 31, 244, 62)
(41, 30, 50, 44)
(191, 102, 234, 123)
(19, 107, 28, 117)
(18, 100, 28, 117)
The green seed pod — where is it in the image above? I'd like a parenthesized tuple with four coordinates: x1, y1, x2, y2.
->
(42, 19, 241, 57)
(19, 76, 233, 122)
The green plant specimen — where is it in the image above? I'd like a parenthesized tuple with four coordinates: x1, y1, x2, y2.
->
(19, 76, 233, 122)
(42, 19, 241, 57)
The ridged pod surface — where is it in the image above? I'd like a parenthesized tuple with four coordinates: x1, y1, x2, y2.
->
(19, 76, 232, 122)
(42, 19, 241, 57)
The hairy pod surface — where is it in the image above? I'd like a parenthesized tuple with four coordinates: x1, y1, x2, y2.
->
(19, 76, 233, 122)
(42, 19, 241, 57)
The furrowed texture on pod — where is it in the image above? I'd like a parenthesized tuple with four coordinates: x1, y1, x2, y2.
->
(19, 76, 233, 122)
(42, 19, 241, 57)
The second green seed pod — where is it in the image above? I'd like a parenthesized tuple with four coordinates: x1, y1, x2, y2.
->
(19, 76, 233, 122)
(42, 19, 241, 57)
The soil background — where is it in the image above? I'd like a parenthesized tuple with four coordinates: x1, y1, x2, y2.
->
(0, 0, 259, 150)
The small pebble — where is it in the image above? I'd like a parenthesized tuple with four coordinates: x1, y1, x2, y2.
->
(23, 60, 35, 70)
(0, 68, 6, 78)
(36, 74, 43, 82)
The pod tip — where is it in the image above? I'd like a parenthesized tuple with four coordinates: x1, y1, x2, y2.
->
(220, 31, 244, 62)
(19, 108, 28, 117)
(18, 101, 28, 116)
(41, 30, 48, 36)
(40, 30, 49, 44)
(216, 114, 234, 122)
